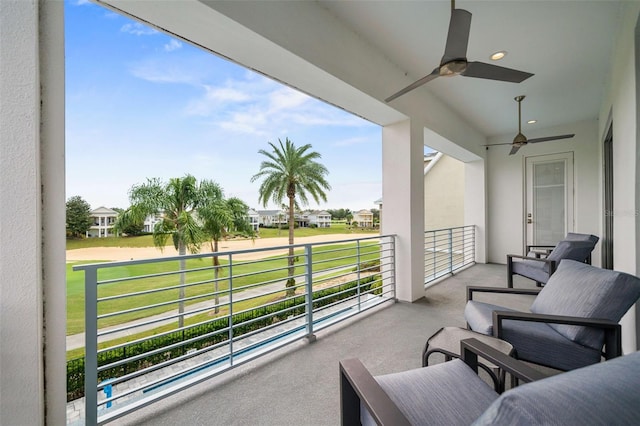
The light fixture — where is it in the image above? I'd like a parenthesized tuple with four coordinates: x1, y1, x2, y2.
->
(490, 51, 507, 61)
(527, 119, 537, 124)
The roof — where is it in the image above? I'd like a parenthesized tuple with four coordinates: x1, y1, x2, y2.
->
(90, 206, 118, 215)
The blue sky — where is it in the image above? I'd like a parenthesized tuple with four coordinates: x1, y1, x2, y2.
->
(65, 0, 382, 212)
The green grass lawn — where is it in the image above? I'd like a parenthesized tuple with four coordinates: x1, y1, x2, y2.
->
(67, 241, 381, 336)
(65, 221, 378, 250)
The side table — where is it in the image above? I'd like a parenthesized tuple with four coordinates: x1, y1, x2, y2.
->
(422, 326, 515, 392)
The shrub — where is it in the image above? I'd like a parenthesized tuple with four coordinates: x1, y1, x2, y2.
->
(66, 274, 381, 401)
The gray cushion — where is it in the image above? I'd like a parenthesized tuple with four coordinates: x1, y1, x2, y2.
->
(465, 300, 601, 370)
(464, 301, 517, 336)
(362, 359, 499, 426)
(499, 319, 602, 370)
(511, 259, 551, 283)
(473, 351, 640, 426)
(531, 260, 640, 349)
(545, 240, 595, 272)
(564, 232, 599, 244)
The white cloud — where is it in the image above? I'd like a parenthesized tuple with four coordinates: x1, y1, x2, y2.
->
(184, 76, 369, 135)
(72, 0, 91, 5)
(164, 39, 183, 52)
(129, 61, 199, 85)
(121, 22, 158, 36)
(333, 137, 369, 147)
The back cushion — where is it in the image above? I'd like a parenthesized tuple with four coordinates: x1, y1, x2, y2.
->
(472, 351, 640, 425)
(530, 260, 640, 349)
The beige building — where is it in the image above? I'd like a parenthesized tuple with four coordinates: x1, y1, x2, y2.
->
(377, 152, 465, 232)
(423, 152, 465, 231)
(353, 209, 374, 227)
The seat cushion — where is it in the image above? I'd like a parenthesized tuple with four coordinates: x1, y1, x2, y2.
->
(465, 300, 600, 370)
(361, 359, 499, 426)
(531, 260, 640, 349)
(511, 259, 550, 283)
(499, 319, 601, 370)
(464, 301, 518, 336)
(472, 351, 640, 426)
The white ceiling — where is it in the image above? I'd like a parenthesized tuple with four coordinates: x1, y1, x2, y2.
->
(102, 0, 626, 144)
(319, 0, 623, 137)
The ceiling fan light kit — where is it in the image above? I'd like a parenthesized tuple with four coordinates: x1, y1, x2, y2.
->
(385, 1, 533, 103)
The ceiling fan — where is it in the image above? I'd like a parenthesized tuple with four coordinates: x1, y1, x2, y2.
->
(484, 95, 575, 155)
(385, 0, 534, 103)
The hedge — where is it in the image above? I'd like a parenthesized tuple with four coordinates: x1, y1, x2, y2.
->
(67, 275, 380, 401)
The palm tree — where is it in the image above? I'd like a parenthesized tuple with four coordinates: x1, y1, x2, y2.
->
(198, 190, 256, 313)
(113, 175, 209, 328)
(251, 138, 331, 296)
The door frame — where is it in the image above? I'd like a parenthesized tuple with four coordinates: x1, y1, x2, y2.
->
(523, 151, 575, 252)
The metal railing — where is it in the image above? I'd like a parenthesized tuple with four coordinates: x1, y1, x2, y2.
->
(72, 234, 396, 425)
(424, 226, 475, 286)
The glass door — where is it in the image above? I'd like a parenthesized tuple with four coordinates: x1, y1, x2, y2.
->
(525, 153, 574, 246)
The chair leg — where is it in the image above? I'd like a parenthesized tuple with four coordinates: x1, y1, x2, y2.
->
(507, 256, 514, 288)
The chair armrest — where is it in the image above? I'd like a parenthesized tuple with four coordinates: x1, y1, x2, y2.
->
(467, 286, 540, 301)
(339, 358, 411, 426)
(460, 338, 548, 384)
(339, 340, 551, 425)
(507, 254, 556, 264)
(492, 311, 622, 359)
(526, 244, 555, 251)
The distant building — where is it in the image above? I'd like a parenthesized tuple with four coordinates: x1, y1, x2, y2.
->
(257, 210, 288, 227)
(307, 210, 331, 228)
(376, 152, 464, 231)
(247, 209, 259, 231)
(86, 207, 117, 238)
(143, 213, 163, 233)
(353, 209, 373, 227)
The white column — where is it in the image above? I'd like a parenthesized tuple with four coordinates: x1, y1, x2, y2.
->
(382, 120, 425, 302)
(0, 1, 66, 424)
(464, 159, 488, 263)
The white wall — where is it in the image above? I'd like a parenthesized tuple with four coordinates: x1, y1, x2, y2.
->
(486, 120, 600, 264)
(382, 120, 425, 302)
(0, 2, 66, 424)
(597, 4, 640, 353)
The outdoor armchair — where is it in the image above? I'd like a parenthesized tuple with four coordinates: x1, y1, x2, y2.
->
(507, 233, 599, 288)
(340, 338, 640, 426)
(465, 260, 640, 371)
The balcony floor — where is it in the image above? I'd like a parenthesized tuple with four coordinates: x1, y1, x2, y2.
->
(115, 263, 539, 426)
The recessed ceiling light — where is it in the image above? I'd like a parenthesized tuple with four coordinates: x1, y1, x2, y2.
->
(527, 119, 537, 124)
(490, 51, 507, 61)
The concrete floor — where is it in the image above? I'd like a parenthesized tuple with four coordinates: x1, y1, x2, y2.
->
(114, 263, 539, 426)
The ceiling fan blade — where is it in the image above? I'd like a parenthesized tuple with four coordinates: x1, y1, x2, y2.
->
(482, 142, 516, 146)
(528, 134, 575, 144)
(441, 9, 472, 64)
(463, 62, 533, 83)
(509, 145, 522, 155)
(385, 68, 439, 102)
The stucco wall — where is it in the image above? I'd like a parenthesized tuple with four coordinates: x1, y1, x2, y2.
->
(0, 2, 66, 424)
(424, 154, 465, 231)
(597, 4, 640, 353)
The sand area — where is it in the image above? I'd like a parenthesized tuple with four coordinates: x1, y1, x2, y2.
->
(66, 233, 374, 262)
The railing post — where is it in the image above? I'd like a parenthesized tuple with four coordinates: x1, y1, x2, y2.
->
(305, 245, 316, 342)
(228, 253, 234, 365)
(432, 232, 436, 280)
(356, 240, 362, 311)
(449, 228, 453, 273)
(84, 266, 99, 426)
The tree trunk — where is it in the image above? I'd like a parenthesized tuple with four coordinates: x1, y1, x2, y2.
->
(212, 239, 220, 314)
(178, 242, 186, 329)
(286, 195, 296, 297)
